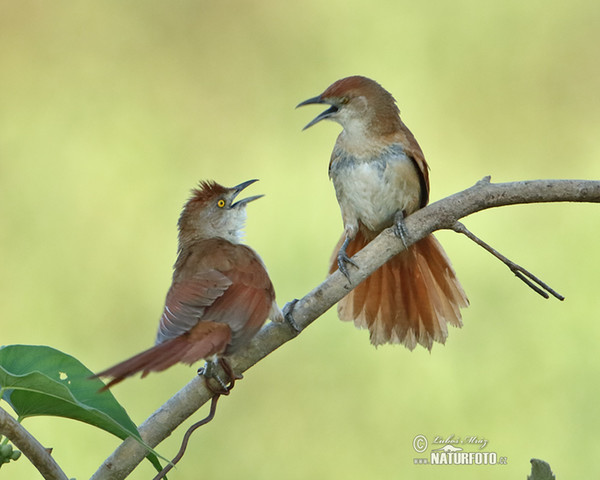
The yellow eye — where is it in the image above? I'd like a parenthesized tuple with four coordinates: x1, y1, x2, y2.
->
(340, 96, 349, 105)
(217, 199, 226, 208)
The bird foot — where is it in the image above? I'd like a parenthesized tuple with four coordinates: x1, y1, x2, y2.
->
(198, 358, 242, 396)
(393, 211, 409, 250)
(282, 299, 301, 334)
(337, 250, 358, 281)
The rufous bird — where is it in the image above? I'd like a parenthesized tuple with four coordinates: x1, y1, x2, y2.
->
(95, 179, 283, 390)
(297, 75, 468, 350)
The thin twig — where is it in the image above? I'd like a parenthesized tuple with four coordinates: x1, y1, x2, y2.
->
(152, 394, 221, 480)
(0, 407, 68, 480)
(451, 221, 564, 300)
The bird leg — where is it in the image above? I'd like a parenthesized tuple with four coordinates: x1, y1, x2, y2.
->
(393, 210, 409, 250)
(198, 358, 242, 395)
(337, 235, 359, 281)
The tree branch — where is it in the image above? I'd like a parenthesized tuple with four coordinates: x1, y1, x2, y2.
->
(91, 178, 600, 480)
(0, 407, 69, 480)
(451, 221, 565, 300)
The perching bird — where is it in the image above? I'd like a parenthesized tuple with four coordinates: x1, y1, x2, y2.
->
(95, 179, 282, 390)
(298, 75, 468, 350)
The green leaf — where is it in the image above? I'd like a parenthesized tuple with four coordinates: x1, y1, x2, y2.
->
(0, 344, 166, 471)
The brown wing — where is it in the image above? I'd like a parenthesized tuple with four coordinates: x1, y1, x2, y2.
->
(194, 239, 275, 353)
(395, 119, 430, 207)
(160, 238, 275, 353)
(156, 269, 233, 343)
(94, 238, 275, 389)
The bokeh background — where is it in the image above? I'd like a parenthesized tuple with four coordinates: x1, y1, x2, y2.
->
(2, 0, 599, 478)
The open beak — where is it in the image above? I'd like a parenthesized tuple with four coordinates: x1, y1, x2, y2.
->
(296, 96, 338, 130)
(230, 179, 264, 207)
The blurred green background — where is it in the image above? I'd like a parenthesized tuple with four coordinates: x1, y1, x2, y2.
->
(1, 0, 599, 478)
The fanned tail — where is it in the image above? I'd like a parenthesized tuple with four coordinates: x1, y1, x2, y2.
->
(330, 232, 468, 350)
(93, 322, 231, 390)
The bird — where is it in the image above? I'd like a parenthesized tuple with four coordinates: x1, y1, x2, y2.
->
(297, 75, 468, 350)
(94, 179, 283, 390)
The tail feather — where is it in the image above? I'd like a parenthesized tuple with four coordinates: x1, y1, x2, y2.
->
(413, 254, 436, 345)
(364, 269, 381, 329)
(418, 235, 466, 322)
(379, 264, 395, 340)
(331, 232, 468, 350)
(94, 322, 231, 390)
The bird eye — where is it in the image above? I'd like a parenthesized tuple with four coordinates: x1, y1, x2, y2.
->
(340, 97, 349, 105)
(217, 199, 226, 208)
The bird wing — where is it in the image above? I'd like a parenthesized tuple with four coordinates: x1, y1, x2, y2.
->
(396, 119, 430, 207)
(196, 241, 275, 353)
(156, 268, 233, 343)
(156, 239, 274, 353)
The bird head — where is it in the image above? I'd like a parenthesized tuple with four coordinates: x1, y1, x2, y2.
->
(297, 75, 401, 136)
(178, 179, 263, 246)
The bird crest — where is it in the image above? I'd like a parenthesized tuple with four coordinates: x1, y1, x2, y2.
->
(188, 180, 229, 205)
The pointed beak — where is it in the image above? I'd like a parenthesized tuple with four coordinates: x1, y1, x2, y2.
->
(230, 179, 264, 207)
(296, 96, 338, 130)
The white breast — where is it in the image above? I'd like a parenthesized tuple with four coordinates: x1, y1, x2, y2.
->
(329, 144, 422, 234)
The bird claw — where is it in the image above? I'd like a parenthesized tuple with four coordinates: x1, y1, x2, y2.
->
(282, 299, 302, 333)
(337, 250, 358, 281)
(393, 211, 409, 250)
(198, 358, 241, 396)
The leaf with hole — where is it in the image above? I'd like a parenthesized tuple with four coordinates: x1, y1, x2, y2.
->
(0, 344, 165, 472)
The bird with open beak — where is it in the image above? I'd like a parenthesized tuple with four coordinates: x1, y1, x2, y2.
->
(298, 76, 468, 350)
(94, 179, 283, 390)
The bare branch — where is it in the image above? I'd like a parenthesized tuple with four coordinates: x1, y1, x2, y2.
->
(0, 407, 69, 480)
(451, 221, 565, 300)
(91, 178, 600, 480)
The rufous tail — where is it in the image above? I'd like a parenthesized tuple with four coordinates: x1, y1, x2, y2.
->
(330, 232, 468, 350)
(93, 321, 231, 390)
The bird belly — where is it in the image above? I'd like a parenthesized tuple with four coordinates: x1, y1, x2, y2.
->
(330, 148, 422, 234)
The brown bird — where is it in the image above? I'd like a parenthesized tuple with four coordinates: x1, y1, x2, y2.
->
(298, 75, 468, 350)
(95, 179, 282, 390)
